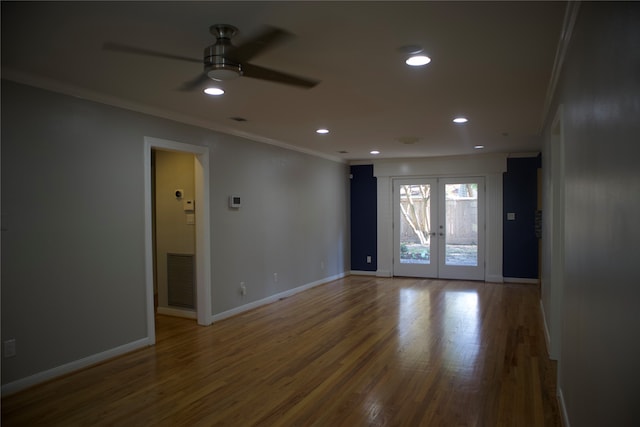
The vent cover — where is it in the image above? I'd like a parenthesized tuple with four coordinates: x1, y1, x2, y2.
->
(167, 253, 195, 309)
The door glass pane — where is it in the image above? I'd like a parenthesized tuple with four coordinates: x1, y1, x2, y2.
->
(399, 184, 432, 264)
(444, 183, 478, 266)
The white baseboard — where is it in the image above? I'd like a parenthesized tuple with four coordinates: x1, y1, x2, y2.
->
(558, 386, 571, 427)
(1, 274, 350, 396)
(376, 270, 392, 277)
(541, 300, 568, 426)
(540, 299, 553, 358)
(1, 337, 152, 396)
(211, 272, 347, 323)
(157, 306, 197, 319)
(485, 274, 504, 283)
(350, 270, 376, 276)
(503, 277, 540, 284)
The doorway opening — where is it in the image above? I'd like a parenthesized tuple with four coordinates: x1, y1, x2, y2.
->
(545, 106, 565, 361)
(153, 149, 197, 319)
(144, 137, 212, 344)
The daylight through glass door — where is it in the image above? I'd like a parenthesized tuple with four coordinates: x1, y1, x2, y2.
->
(394, 178, 439, 278)
(399, 184, 432, 265)
(394, 177, 485, 280)
(443, 182, 478, 266)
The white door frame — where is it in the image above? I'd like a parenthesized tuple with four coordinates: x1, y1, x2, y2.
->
(392, 177, 485, 280)
(144, 136, 212, 343)
(373, 154, 506, 282)
(544, 106, 565, 360)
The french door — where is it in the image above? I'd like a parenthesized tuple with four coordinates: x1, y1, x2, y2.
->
(393, 177, 485, 280)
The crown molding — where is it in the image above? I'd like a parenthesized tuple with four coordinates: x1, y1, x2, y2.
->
(1, 68, 346, 164)
(540, 1, 581, 132)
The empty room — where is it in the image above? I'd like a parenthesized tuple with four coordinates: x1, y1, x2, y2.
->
(2, 2, 639, 426)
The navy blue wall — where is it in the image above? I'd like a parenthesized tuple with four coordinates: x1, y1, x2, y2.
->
(503, 156, 540, 279)
(350, 165, 377, 271)
(351, 160, 539, 278)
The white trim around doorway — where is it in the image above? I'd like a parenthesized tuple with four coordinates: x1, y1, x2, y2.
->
(372, 154, 507, 282)
(144, 137, 213, 342)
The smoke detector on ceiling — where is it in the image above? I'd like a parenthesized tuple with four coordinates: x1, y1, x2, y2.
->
(397, 136, 421, 145)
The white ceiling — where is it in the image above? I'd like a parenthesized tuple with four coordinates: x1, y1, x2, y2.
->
(1, 1, 566, 161)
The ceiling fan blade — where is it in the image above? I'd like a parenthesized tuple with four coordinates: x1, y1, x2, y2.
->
(226, 26, 293, 63)
(103, 42, 202, 64)
(242, 63, 319, 88)
(242, 63, 320, 89)
(178, 73, 212, 91)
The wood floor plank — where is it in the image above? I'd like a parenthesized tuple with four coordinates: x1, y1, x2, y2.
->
(2, 277, 561, 426)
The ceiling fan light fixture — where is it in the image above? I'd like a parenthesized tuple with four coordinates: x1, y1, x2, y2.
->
(406, 55, 431, 66)
(204, 87, 224, 96)
(206, 66, 241, 81)
(398, 44, 424, 55)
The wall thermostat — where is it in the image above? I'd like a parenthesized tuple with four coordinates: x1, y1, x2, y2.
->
(229, 195, 241, 208)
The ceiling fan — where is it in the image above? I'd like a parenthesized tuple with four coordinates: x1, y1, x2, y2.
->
(103, 24, 319, 90)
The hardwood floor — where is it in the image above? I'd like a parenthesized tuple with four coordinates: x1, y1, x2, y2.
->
(2, 277, 561, 426)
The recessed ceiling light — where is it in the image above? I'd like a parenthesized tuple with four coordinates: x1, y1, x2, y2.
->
(453, 117, 469, 124)
(406, 55, 431, 66)
(316, 128, 329, 134)
(204, 87, 224, 96)
(474, 145, 485, 149)
(370, 150, 380, 155)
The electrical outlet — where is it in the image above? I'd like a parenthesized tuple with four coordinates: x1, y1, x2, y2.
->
(273, 273, 278, 283)
(321, 261, 325, 270)
(240, 282, 246, 296)
(4, 339, 16, 358)
(366, 256, 372, 264)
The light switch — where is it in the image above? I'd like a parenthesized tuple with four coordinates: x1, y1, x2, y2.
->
(183, 199, 194, 211)
(507, 212, 516, 221)
(186, 214, 195, 225)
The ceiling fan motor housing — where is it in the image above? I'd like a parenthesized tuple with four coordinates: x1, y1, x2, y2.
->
(204, 24, 242, 81)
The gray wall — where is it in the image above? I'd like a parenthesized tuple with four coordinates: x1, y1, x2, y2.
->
(209, 129, 350, 314)
(541, 3, 640, 425)
(1, 80, 350, 386)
